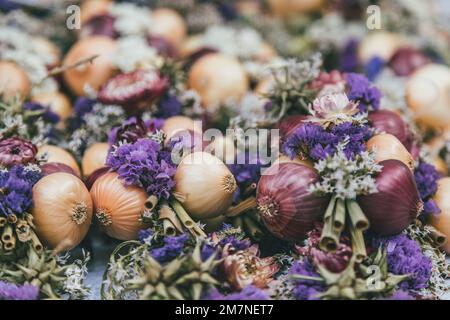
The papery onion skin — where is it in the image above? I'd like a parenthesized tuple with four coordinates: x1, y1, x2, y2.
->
(388, 47, 430, 77)
(85, 166, 110, 190)
(256, 162, 330, 241)
(150, 8, 187, 48)
(366, 133, 414, 171)
(31, 92, 72, 128)
(358, 160, 422, 236)
(0, 61, 31, 99)
(32, 173, 93, 250)
(82, 143, 109, 177)
(37, 145, 81, 177)
(276, 115, 307, 142)
(431, 177, 450, 253)
(368, 110, 414, 152)
(90, 172, 148, 240)
(162, 116, 200, 142)
(41, 162, 78, 177)
(174, 152, 237, 220)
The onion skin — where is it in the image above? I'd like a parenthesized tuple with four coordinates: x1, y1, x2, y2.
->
(32, 173, 93, 250)
(150, 8, 186, 48)
(256, 162, 330, 241)
(366, 133, 414, 171)
(85, 166, 110, 190)
(90, 172, 148, 240)
(357, 32, 401, 64)
(37, 145, 81, 177)
(275, 115, 307, 142)
(41, 162, 78, 177)
(0, 61, 31, 99)
(358, 160, 422, 236)
(174, 152, 237, 220)
(388, 47, 429, 77)
(431, 177, 450, 253)
(368, 110, 414, 151)
(162, 116, 200, 142)
(82, 143, 109, 177)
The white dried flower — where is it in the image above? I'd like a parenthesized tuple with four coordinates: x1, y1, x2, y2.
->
(109, 3, 153, 36)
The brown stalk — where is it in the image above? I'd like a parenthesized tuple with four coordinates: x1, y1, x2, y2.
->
(225, 197, 257, 217)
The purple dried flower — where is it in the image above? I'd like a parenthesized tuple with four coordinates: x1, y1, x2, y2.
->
(340, 39, 359, 72)
(151, 233, 189, 263)
(228, 152, 262, 202)
(145, 118, 165, 132)
(372, 234, 432, 290)
(382, 290, 415, 300)
(0, 281, 39, 300)
(68, 97, 97, 131)
(206, 285, 269, 300)
(414, 162, 441, 216)
(0, 138, 37, 167)
(108, 117, 148, 145)
(158, 95, 182, 119)
(290, 259, 325, 300)
(106, 138, 176, 199)
(23, 102, 60, 124)
(365, 57, 384, 81)
(346, 73, 382, 112)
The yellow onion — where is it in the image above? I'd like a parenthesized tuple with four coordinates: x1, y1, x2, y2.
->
(205, 135, 236, 164)
(90, 172, 148, 240)
(32, 173, 93, 250)
(162, 116, 201, 142)
(431, 177, 450, 253)
(366, 133, 414, 171)
(358, 32, 402, 64)
(150, 8, 186, 48)
(254, 77, 274, 97)
(63, 36, 117, 96)
(358, 160, 422, 236)
(188, 53, 248, 109)
(32, 37, 61, 67)
(31, 92, 72, 128)
(431, 157, 448, 176)
(82, 143, 109, 177)
(406, 64, 450, 129)
(174, 152, 237, 220)
(0, 61, 31, 99)
(256, 162, 330, 241)
(180, 35, 203, 58)
(80, 0, 112, 24)
(256, 42, 277, 63)
(37, 145, 81, 177)
(267, 0, 323, 17)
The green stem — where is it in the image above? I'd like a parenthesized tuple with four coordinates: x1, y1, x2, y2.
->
(346, 200, 369, 231)
(290, 274, 325, 282)
(333, 198, 346, 233)
(320, 196, 339, 252)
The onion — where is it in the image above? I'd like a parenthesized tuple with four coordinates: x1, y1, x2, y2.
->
(41, 162, 78, 177)
(85, 166, 110, 190)
(80, 0, 112, 24)
(81, 13, 117, 39)
(162, 116, 201, 142)
(150, 8, 186, 48)
(366, 133, 414, 170)
(275, 115, 307, 141)
(388, 47, 429, 77)
(368, 110, 414, 151)
(431, 177, 450, 253)
(273, 154, 314, 169)
(37, 145, 81, 177)
(358, 160, 422, 236)
(90, 172, 148, 240)
(0, 61, 30, 99)
(82, 143, 109, 177)
(174, 152, 237, 220)
(32, 37, 61, 67)
(188, 53, 248, 109)
(256, 162, 330, 241)
(205, 135, 236, 164)
(358, 32, 402, 64)
(31, 92, 72, 128)
(406, 64, 450, 129)
(32, 173, 93, 250)
(267, 0, 323, 17)
(63, 36, 117, 96)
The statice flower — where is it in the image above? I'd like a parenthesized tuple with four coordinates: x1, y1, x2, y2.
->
(206, 285, 269, 300)
(289, 259, 325, 300)
(0, 281, 39, 300)
(340, 39, 359, 72)
(158, 95, 182, 118)
(373, 234, 432, 291)
(151, 233, 189, 264)
(365, 57, 385, 81)
(228, 151, 262, 202)
(346, 73, 382, 112)
(23, 102, 60, 125)
(0, 164, 41, 217)
(414, 162, 441, 217)
(67, 97, 96, 131)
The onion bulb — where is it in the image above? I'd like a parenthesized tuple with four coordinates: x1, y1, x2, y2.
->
(37, 145, 81, 177)
(32, 92, 72, 128)
(188, 53, 248, 109)
(358, 32, 402, 64)
(80, 0, 112, 24)
(431, 177, 450, 253)
(174, 152, 237, 220)
(150, 8, 186, 48)
(82, 143, 109, 177)
(41, 162, 78, 177)
(32, 173, 93, 250)
(90, 172, 148, 240)
(63, 36, 117, 96)
(276, 115, 307, 141)
(256, 162, 330, 241)
(32, 37, 61, 67)
(358, 160, 422, 236)
(267, 0, 323, 17)
(162, 116, 201, 142)
(0, 61, 31, 99)
(273, 154, 314, 169)
(406, 64, 450, 129)
(205, 135, 236, 164)
(366, 133, 414, 170)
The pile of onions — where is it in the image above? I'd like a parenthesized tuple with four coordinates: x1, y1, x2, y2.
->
(174, 152, 237, 220)
(37, 145, 81, 177)
(82, 143, 109, 177)
(0, 61, 30, 99)
(188, 53, 248, 109)
(358, 160, 422, 236)
(32, 173, 93, 251)
(90, 172, 148, 240)
(368, 110, 414, 151)
(366, 133, 414, 171)
(256, 162, 330, 241)
(431, 177, 450, 253)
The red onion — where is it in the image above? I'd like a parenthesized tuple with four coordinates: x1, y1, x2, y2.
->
(40, 162, 78, 177)
(275, 115, 307, 142)
(368, 110, 414, 152)
(357, 159, 422, 236)
(184, 47, 217, 71)
(147, 35, 177, 58)
(81, 14, 118, 39)
(85, 166, 110, 190)
(388, 47, 429, 77)
(256, 162, 331, 241)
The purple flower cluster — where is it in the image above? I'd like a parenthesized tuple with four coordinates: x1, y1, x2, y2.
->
(108, 117, 148, 145)
(0, 281, 39, 300)
(373, 234, 432, 291)
(346, 73, 382, 112)
(340, 39, 359, 72)
(414, 162, 441, 216)
(0, 165, 41, 217)
(365, 57, 385, 81)
(23, 102, 60, 125)
(157, 95, 182, 118)
(106, 138, 176, 199)
(289, 259, 325, 300)
(228, 152, 262, 202)
(206, 285, 269, 300)
(283, 122, 372, 161)
(138, 228, 189, 264)
(67, 97, 96, 131)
